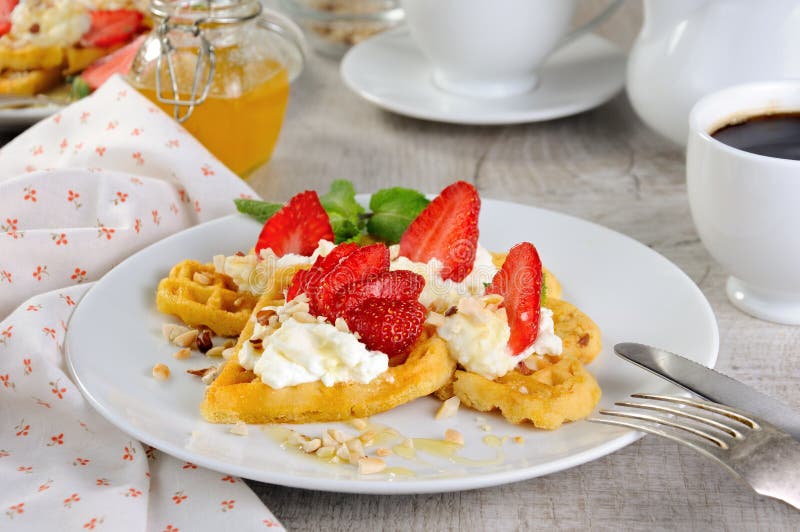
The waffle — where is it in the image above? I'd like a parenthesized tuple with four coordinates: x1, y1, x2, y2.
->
(200, 297, 457, 423)
(0, 68, 62, 95)
(450, 357, 601, 430)
(156, 260, 263, 337)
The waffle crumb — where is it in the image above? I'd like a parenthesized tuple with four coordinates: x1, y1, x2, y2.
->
(435, 396, 460, 419)
(358, 457, 386, 475)
(229, 421, 248, 436)
(444, 428, 464, 445)
(152, 363, 170, 381)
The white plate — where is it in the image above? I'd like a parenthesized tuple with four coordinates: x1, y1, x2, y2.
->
(0, 104, 61, 131)
(65, 199, 718, 494)
(340, 29, 626, 125)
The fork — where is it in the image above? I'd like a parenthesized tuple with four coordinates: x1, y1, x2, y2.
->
(589, 393, 800, 510)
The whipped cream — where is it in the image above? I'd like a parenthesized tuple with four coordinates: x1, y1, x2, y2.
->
(389, 244, 497, 312)
(213, 239, 336, 294)
(436, 296, 562, 380)
(7, 0, 91, 48)
(238, 298, 388, 389)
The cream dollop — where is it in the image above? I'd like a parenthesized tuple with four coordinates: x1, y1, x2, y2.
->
(7, 0, 91, 47)
(436, 296, 562, 380)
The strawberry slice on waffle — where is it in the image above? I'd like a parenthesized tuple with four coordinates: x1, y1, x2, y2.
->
(399, 181, 480, 282)
(254, 190, 334, 257)
(344, 298, 427, 365)
(487, 242, 543, 355)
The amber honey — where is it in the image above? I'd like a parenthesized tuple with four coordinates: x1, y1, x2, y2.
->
(136, 52, 290, 177)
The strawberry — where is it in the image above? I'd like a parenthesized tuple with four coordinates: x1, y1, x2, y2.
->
(80, 34, 145, 90)
(344, 298, 427, 364)
(80, 9, 144, 48)
(398, 181, 480, 282)
(0, 0, 18, 37)
(255, 191, 334, 257)
(331, 270, 425, 320)
(487, 242, 543, 355)
(312, 243, 390, 318)
(285, 242, 358, 301)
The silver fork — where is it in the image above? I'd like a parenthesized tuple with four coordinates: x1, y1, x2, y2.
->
(589, 393, 800, 510)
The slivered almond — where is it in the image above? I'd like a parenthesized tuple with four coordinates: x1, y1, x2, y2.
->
(256, 308, 277, 326)
(206, 345, 225, 357)
(315, 446, 336, 459)
(425, 312, 445, 327)
(222, 347, 236, 359)
(322, 431, 337, 448)
(376, 447, 391, 457)
(347, 438, 365, 460)
(336, 443, 351, 462)
(350, 418, 367, 431)
(334, 317, 350, 332)
(302, 438, 322, 453)
(358, 457, 386, 475)
(328, 429, 347, 443)
(173, 348, 191, 360)
(445, 429, 464, 445)
(435, 396, 460, 419)
(292, 311, 316, 324)
(286, 431, 307, 446)
(187, 367, 213, 377)
(358, 430, 377, 447)
(162, 323, 191, 342)
(201, 365, 221, 384)
(173, 329, 199, 347)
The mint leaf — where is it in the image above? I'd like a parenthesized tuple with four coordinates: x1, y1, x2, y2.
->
(70, 77, 91, 100)
(320, 180, 365, 243)
(234, 198, 283, 223)
(367, 187, 429, 244)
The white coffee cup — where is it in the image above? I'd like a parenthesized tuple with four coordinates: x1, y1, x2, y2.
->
(400, 0, 621, 99)
(687, 81, 800, 324)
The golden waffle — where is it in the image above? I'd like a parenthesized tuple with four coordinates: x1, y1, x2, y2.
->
(0, 68, 61, 95)
(451, 358, 601, 430)
(0, 44, 64, 71)
(156, 260, 262, 337)
(201, 294, 457, 423)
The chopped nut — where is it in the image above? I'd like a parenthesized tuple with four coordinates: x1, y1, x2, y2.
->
(152, 363, 170, 381)
(444, 429, 464, 445)
(435, 396, 460, 419)
(292, 311, 316, 324)
(235, 251, 245, 257)
(347, 438, 366, 460)
(335, 443, 351, 463)
(186, 366, 213, 377)
(358, 457, 386, 475)
(249, 337, 263, 347)
(256, 308, 277, 326)
(518, 386, 529, 394)
(444, 305, 458, 317)
(229, 421, 248, 436)
(482, 293, 504, 306)
(201, 365, 221, 384)
(196, 327, 213, 353)
(212, 254, 226, 272)
(399, 438, 414, 449)
(350, 418, 367, 431)
(328, 429, 348, 443)
(173, 329, 199, 348)
(286, 431, 308, 446)
(221, 347, 236, 359)
(513, 436, 525, 444)
(334, 317, 350, 332)
(425, 312, 445, 327)
(162, 323, 191, 342)
(193, 272, 212, 285)
(322, 431, 337, 448)
(223, 339, 236, 348)
(480, 424, 492, 432)
(358, 430, 377, 447)
(173, 348, 191, 360)
(315, 445, 336, 459)
(376, 447, 391, 457)
(302, 438, 322, 453)
(206, 345, 225, 357)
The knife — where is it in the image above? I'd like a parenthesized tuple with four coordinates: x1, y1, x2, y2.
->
(614, 342, 800, 441)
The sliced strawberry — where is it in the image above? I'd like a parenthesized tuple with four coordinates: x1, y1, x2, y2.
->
(255, 191, 334, 257)
(81, 9, 143, 48)
(285, 242, 358, 301)
(313, 243, 390, 318)
(80, 34, 145, 90)
(331, 270, 425, 320)
(487, 242, 543, 355)
(398, 181, 480, 282)
(0, 0, 17, 37)
(344, 298, 426, 364)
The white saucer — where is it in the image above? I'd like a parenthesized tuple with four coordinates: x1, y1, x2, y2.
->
(340, 28, 626, 125)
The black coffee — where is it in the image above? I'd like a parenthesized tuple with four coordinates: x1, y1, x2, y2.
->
(711, 112, 800, 160)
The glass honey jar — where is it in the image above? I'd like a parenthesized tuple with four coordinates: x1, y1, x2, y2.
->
(128, 0, 305, 176)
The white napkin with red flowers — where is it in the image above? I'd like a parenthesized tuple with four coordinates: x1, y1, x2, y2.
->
(0, 76, 284, 531)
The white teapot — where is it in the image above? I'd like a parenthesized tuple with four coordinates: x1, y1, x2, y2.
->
(627, 0, 800, 146)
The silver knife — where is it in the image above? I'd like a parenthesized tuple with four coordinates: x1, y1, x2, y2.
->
(614, 342, 800, 441)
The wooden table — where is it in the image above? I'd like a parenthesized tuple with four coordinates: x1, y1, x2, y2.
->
(244, 8, 800, 531)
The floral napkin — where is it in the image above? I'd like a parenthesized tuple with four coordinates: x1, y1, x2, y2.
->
(0, 76, 284, 531)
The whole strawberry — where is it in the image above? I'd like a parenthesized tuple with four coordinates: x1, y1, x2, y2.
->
(345, 298, 427, 365)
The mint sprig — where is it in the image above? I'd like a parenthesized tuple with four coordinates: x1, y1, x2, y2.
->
(319, 180, 364, 243)
(367, 187, 429, 244)
(234, 198, 283, 223)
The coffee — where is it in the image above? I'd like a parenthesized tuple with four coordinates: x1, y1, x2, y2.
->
(711, 113, 800, 160)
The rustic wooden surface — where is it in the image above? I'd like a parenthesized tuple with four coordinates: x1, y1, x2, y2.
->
(244, 2, 800, 530)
